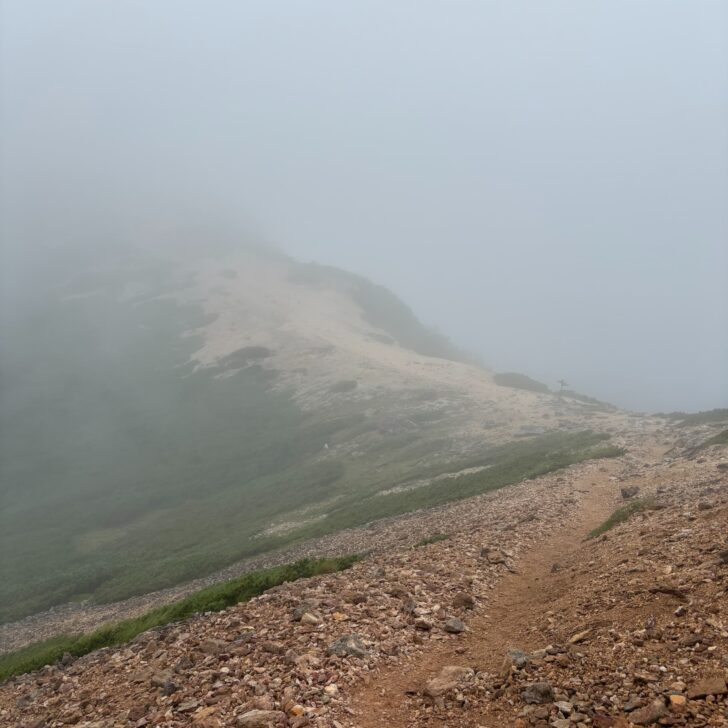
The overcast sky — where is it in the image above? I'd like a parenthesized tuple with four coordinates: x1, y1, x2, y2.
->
(2, 1, 727, 412)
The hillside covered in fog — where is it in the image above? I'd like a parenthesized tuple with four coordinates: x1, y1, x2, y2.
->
(0, 244, 627, 623)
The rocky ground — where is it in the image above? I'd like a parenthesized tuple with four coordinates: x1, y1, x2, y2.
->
(2, 419, 727, 728)
(346, 431, 728, 728)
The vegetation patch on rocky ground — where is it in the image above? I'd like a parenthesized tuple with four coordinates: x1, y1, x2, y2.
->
(658, 408, 728, 426)
(586, 497, 656, 540)
(0, 256, 627, 628)
(0, 556, 358, 683)
(414, 533, 451, 548)
(493, 371, 550, 394)
(0, 259, 477, 623)
(695, 428, 728, 451)
(284, 433, 624, 543)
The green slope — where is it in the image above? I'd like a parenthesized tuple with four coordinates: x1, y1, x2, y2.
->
(0, 253, 618, 624)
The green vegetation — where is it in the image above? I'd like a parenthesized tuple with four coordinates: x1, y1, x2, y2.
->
(493, 372, 550, 394)
(414, 533, 450, 547)
(653, 411, 687, 420)
(695, 428, 728, 451)
(207, 345, 273, 374)
(561, 389, 617, 411)
(285, 432, 625, 539)
(0, 262, 367, 622)
(656, 409, 728, 426)
(586, 497, 656, 540)
(0, 257, 624, 626)
(0, 556, 357, 683)
(677, 409, 728, 427)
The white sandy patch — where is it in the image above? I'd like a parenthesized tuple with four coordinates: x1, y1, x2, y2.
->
(255, 514, 329, 538)
(160, 251, 634, 443)
(377, 464, 493, 496)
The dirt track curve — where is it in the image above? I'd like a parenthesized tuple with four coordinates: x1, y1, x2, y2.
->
(349, 445, 665, 727)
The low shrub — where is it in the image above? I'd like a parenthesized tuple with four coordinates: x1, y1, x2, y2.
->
(586, 498, 656, 540)
(493, 372, 550, 394)
(414, 533, 450, 547)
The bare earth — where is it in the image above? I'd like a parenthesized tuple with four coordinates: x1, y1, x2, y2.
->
(347, 447, 624, 727)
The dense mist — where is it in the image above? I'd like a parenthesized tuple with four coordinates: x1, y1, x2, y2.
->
(4, 5, 728, 699)
(2, 0, 727, 411)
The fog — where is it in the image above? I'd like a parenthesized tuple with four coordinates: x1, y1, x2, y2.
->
(2, 0, 727, 412)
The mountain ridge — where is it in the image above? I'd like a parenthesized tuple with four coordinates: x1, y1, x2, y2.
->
(1, 417, 726, 727)
(1, 245, 628, 624)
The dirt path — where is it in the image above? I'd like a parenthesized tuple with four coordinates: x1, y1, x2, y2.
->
(347, 454, 641, 727)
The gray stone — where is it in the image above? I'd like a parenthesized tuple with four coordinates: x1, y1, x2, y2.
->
(444, 617, 465, 633)
(506, 648, 531, 668)
(326, 634, 369, 658)
(521, 681, 554, 704)
(150, 670, 173, 688)
(292, 601, 316, 621)
(452, 591, 475, 609)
